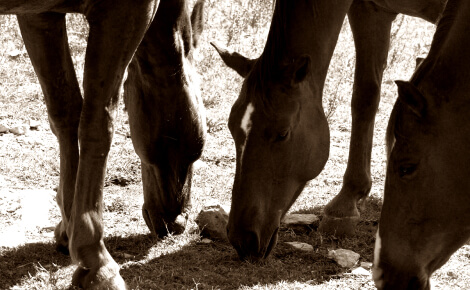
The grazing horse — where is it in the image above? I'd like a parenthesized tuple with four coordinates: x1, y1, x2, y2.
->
(212, 0, 446, 260)
(373, 0, 470, 288)
(6, 0, 205, 288)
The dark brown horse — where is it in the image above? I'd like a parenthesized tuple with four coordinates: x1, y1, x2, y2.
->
(5, 0, 205, 288)
(212, 0, 446, 260)
(373, 0, 470, 288)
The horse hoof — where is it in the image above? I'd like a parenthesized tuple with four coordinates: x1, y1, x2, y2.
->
(318, 215, 360, 236)
(72, 262, 126, 290)
(54, 222, 69, 255)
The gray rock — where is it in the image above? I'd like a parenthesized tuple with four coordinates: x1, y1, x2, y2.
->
(0, 124, 8, 133)
(351, 267, 371, 276)
(282, 213, 319, 225)
(10, 124, 29, 135)
(195, 203, 229, 241)
(361, 262, 373, 270)
(28, 119, 40, 130)
(285, 241, 314, 252)
(328, 248, 360, 268)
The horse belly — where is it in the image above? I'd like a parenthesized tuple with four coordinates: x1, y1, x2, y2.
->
(0, 0, 80, 14)
(370, 0, 446, 23)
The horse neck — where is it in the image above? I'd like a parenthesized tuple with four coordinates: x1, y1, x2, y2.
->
(141, 0, 192, 65)
(416, 0, 470, 101)
(261, 0, 350, 92)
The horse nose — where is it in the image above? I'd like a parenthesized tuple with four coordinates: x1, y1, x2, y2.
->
(374, 262, 431, 290)
(228, 228, 261, 261)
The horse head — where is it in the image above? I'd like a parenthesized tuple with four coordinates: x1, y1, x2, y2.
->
(124, 0, 206, 237)
(373, 80, 470, 289)
(213, 43, 329, 260)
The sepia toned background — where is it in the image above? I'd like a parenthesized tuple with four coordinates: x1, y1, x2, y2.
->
(1, 0, 469, 288)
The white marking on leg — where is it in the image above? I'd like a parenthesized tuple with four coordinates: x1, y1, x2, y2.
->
(373, 226, 384, 288)
(240, 102, 255, 159)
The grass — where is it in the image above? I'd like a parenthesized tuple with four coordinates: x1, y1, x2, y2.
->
(0, 1, 469, 289)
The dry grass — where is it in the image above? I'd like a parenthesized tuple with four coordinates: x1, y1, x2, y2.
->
(0, 1, 469, 289)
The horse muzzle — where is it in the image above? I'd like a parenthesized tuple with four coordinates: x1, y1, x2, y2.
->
(373, 263, 431, 290)
(227, 225, 279, 262)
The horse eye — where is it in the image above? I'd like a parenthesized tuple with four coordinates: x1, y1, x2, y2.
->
(275, 130, 289, 142)
(398, 164, 417, 178)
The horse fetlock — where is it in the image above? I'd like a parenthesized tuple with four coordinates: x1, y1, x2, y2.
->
(72, 261, 126, 290)
(54, 221, 70, 255)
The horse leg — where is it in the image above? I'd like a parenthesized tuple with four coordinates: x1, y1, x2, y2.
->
(17, 13, 82, 254)
(65, 2, 157, 288)
(319, 0, 397, 235)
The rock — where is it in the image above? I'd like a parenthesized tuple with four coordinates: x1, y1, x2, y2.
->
(0, 124, 8, 133)
(351, 267, 370, 276)
(195, 203, 229, 241)
(8, 49, 22, 58)
(200, 238, 212, 244)
(282, 213, 319, 226)
(29, 119, 40, 130)
(328, 248, 360, 268)
(10, 124, 29, 135)
(361, 262, 373, 270)
(192, 160, 207, 171)
(285, 241, 313, 252)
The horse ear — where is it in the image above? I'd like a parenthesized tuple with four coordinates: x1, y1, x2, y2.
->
(284, 55, 311, 85)
(395, 80, 427, 118)
(211, 41, 256, 78)
(415, 56, 425, 70)
(191, 0, 205, 48)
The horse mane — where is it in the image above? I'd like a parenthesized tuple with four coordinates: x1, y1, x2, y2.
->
(410, 0, 459, 86)
(246, 0, 294, 112)
(387, 0, 460, 159)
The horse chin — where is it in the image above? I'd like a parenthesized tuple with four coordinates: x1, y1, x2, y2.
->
(263, 227, 279, 259)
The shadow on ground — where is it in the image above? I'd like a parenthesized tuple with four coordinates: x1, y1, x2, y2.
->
(119, 197, 382, 289)
(0, 197, 382, 289)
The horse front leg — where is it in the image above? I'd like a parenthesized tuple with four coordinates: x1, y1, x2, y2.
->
(65, 1, 158, 289)
(17, 13, 82, 254)
(319, 0, 397, 235)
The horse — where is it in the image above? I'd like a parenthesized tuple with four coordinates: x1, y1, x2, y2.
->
(212, 0, 446, 260)
(373, 0, 470, 288)
(4, 0, 205, 288)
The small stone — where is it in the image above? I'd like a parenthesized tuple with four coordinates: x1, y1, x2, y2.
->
(351, 267, 370, 276)
(8, 49, 22, 58)
(195, 203, 229, 241)
(447, 271, 458, 278)
(285, 241, 314, 252)
(328, 248, 360, 268)
(200, 238, 212, 244)
(282, 213, 319, 225)
(0, 124, 8, 133)
(10, 124, 29, 135)
(361, 262, 373, 270)
(115, 252, 134, 259)
(192, 160, 207, 171)
(29, 119, 40, 130)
